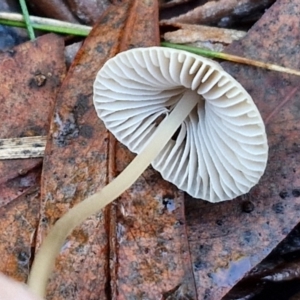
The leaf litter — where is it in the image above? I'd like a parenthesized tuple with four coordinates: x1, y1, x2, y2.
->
(1, 0, 300, 299)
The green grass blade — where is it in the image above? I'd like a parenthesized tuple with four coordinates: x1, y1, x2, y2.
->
(19, 0, 35, 39)
(0, 13, 91, 36)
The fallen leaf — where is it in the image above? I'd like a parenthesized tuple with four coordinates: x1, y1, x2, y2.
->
(161, 22, 246, 51)
(0, 33, 65, 208)
(37, 1, 195, 299)
(184, 0, 300, 298)
(0, 186, 40, 282)
(0, 167, 41, 208)
(162, 23, 246, 45)
(66, 0, 110, 25)
(28, 0, 78, 23)
(161, 0, 275, 25)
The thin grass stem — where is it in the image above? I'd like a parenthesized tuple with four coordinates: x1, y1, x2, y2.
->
(161, 42, 300, 76)
(0, 12, 91, 36)
(18, 0, 35, 39)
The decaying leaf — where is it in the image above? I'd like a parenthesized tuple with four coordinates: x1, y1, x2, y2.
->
(161, 22, 246, 51)
(28, 0, 78, 23)
(0, 33, 65, 209)
(64, 41, 83, 68)
(65, 0, 110, 24)
(184, 0, 300, 298)
(162, 23, 246, 44)
(37, 1, 196, 299)
(0, 33, 65, 283)
(161, 0, 275, 25)
(0, 187, 40, 282)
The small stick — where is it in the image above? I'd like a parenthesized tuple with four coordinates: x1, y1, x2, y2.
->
(0, 136, 46, 159)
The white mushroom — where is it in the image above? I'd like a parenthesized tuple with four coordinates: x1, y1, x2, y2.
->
(28, 47, 268, 297)
(94, 47, 268, 201)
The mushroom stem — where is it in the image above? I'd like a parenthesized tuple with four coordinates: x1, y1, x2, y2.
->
(27, 90, 199, 298)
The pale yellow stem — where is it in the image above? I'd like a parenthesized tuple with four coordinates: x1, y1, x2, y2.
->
(27, 90, 199, 298)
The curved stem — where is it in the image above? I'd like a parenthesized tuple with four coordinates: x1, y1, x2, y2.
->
(27, 90, 199, 298)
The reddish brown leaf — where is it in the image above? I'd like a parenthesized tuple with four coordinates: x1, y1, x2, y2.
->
(185, 0, 300, 298)
(0, 35, 65, 246)
(0, 167, 41, 208)
(0, 186, 41, 282)
(38, 0, 194, 299)
(110, 2, 195, 297)
(0, 34, 65, 174)
(37, 0, 197, 299)
(112, 145, 197, 299)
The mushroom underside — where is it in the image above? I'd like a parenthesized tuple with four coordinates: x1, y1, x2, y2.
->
(94, 46, 268, 202)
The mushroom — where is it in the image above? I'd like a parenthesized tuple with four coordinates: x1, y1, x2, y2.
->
(94, 47, 268, 201)
(28, 47, 268, 297)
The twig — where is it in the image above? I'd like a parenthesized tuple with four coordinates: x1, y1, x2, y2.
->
(161, 42, 300, 76)
(0, 12, 91, 36)
(19, 0, 35, 39)
(0, 136, 46, 159)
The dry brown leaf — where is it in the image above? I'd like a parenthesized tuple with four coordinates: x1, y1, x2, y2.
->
(0, 34, 65, 208)
(65, 0, 110, 24)
(162, 23, 246, 44)
(36, 1, 196, 299)
(161, 0, 274, 25)
(184, 0, 300, 298)
(0, 33, 65, 283)
(28, 0, 78, 23)
(0, 187, 41, 282)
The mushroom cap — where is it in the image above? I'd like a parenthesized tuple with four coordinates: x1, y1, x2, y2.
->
(93, 47, 268, 202)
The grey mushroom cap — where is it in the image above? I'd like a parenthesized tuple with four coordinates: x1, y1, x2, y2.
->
(93, 47, 268, 202)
